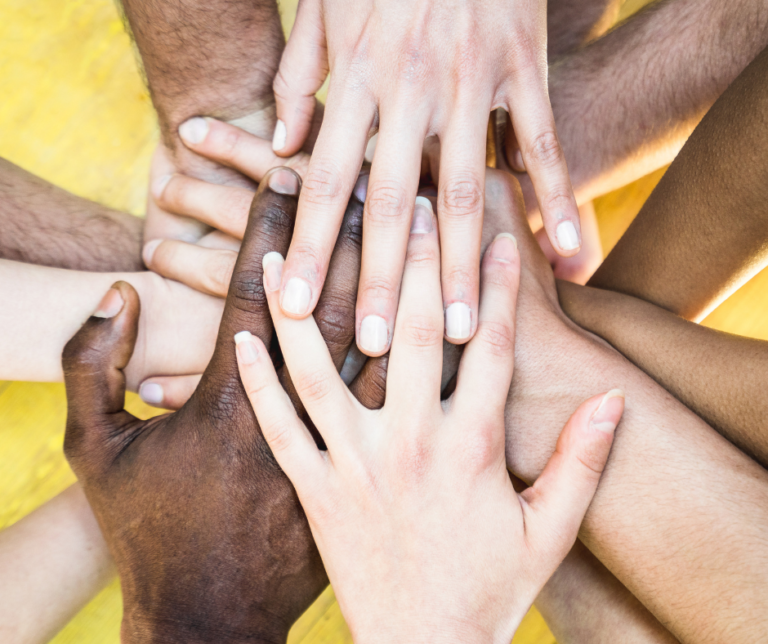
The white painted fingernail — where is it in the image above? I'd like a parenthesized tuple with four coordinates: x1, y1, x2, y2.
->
(262, 252, 284, 292)
(234, 331, 259, 364)
(364, 133, 378, 163)
(411, 197, 433, 234)
(445, 302, 471, 341)
(179, 117, 209, 145)
(281, 277, 312, 316)
(151, 174, 172, 200)
(272, 119, 287, 152)
(354, 174, 369, 202)
(359, 315, 389, 354)
(556, 220, 580, 251)
(142, 239, 162, 266)
(139, 382, 164, 406)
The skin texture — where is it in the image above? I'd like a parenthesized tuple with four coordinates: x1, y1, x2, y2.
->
(237, 216, 622, 644)
(0, 158, 143, 271)
(62, 169, 388, 643)
(0, 485, 114, 644)
(505, 0, 768, 225)
(589, 42, 768, 321)
(274, 0, 582, 363)
(480, 169, 768, 643)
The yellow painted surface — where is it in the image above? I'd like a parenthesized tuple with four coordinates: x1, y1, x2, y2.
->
(0, 0, 766, 642)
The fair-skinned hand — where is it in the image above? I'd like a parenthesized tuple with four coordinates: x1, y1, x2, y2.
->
(236, 206, 621, 642)
(271, 0, 581, 359)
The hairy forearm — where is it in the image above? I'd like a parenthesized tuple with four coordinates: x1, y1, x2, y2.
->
(557, 281, 768, 470)
(506, 274, 768, 642)
(520, 0, 768, 218)
(0, 159, 143, 271)
(119, 0, 284, 178)
(589, 43, 768, 320)
(536, 541, 677, 644)
(0, 485, 114, 644)
(547, 0, 621, 57)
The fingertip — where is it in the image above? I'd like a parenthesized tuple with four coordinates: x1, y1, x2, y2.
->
(139, 381, 164, 406)
(266, 166, 301, 196)
(272, 119, 287, 153)
(589, 389, 625, 436)
(487, 232, 519, 264)
(554, 219, 581, 256)
(178, 116, 210, 147)
(234, 330, 261, 366)
(262, 251, 285, 293)
(142, 239, 162, 268)
(151, 174, 172, 201)
(92, 286, 125, 319)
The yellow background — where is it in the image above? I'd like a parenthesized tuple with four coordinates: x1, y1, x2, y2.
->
(0, 0, 766, 642)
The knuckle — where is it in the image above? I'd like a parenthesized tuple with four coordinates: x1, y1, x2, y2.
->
(303, 165, 345, 206)
(576, 439, 609, 478)
(525, 130, 564, 170)
(460, 425, 503, 470)
(261, 418, 295, 455)
(316, 305, 355, 353)
(406, 244, 438, 268)
(401, 314, 443, 348)
(356, 356, 388, 410)
(360, 274, 398, 307)
(219, 127, 246, 163)
(339, 202, 364, 248)
(475, 321, 515, 358)
(439, 175, 483, 221)
(294, 368, 333, 405)
(255, 200, 295, 245)
(365, 181, 409, 227)
(444, 266, 474, 292)
(229, 268, 267, 314)
(541, 187, 573, 215)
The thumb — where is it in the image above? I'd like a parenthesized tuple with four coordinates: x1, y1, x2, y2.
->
(272, 0, 328, 157)
(62, 281, 140, 468)
(521, 390, 624, 557)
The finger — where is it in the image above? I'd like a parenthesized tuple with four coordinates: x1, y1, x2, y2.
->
(272, 0, 328, 157)
(62, 282, 140, 466)
(355, 109, 426, 356)
(139, 374, 203, 410)
(495, 108, 525, 173)
(386, 200, 444, 413)
(436, 111, 488, 345)
(143, 240, 237, 298)
(145, 145, 210, 244)
(235, 331, 324, 485)
(264, 252, 355, 443)
(280, 83, 374, 319)
(349, 354, 388, 411)
(197, 168, 300, 415)
(153, 174, 255, 240)
(178, 117, 311, 182)
(550, 201, 604, 285)
(505, 72, 581, 257)
(452, 233, 520, 422)
(521, 390, 624, 555)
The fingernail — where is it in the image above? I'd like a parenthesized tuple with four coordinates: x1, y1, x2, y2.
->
(143, 239, 162, 266)
(364, 133, 378, 163)
(411, 197, 434, 234)
(93, 288, 124, 319)
(268, 168, 300, 196)
(491, 233, 517, 263)
(590, 389, 625, 434)
(151, 174, 172, 200)
(513, 150, 525, 172)
(139, 382, 164, 406)
(234, 330, 259, 365)
(556, 220, 580, 252)
(354, 173, 369, 203)
(445, 302, 471, 341)
(179, 117, 209, 145)
(272, 119, 287, 152)
(262, 252, 284, 292)
(281, 277, 312, 316)
(359, 315, 389, 354)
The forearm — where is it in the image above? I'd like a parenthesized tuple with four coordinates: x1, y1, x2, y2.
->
(557, 280, 768, 469)
(0, 485, 114, 644)
(507, 286, 768, 642)
(0, 159, 143, 271)
(536, 541, 677, 644)
(547, 0, 621, 57)
(589, 43, 768, 320)
(520, 0, 768, 217)
(119, 0, 284, 179)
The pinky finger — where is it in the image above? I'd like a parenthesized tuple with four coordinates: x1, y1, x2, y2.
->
(139, 374, 202, 410)
(234, 331, 324, 484)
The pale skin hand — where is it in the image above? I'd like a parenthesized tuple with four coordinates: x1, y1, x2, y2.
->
(236, 214, 622, 642)
(0, 259, 222, 395)
(272, 0, 581, 358)
(481, 169, 768, 642)
(0, 485, 114, 644)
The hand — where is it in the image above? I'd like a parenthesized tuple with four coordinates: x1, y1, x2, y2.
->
(62, 169, 389, 643)
(271, 0, 581, 358)
(236, 204, 621, 641)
